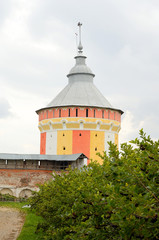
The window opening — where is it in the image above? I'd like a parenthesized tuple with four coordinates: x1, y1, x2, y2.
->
(94, 109, 96, 118)
(108, 110, 110, 119)
(59, 109, 61, 117)
(53, 110, 54, 118)
(79, 133, 82, 136)
(86, 109, 88, 117)
(95, 134, 97, 137)
(76, 108, 78, 117)
(68, 108, 70, 117)
(63, 133, 65, 136)
(95, 147, 97, 151)
(63, 147, 66, 150)
(102, 110, 104, 118)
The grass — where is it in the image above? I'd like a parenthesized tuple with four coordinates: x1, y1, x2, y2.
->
(0, 201, 44, 240)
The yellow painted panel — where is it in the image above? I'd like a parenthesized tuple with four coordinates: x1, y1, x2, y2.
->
(66, 123, 80, 128)
(40, 118, 120, 125)
(115, 133, 118, 148)
(90, 131, 105, 165)
(112, 126, 119, 132)
(42, 125, 50, 131)
(57, 130, 72, 155)
(38, 126, 42, 132)
(65, 118, 112, 124)
(100, 125, 111, 130)
(52, 124, 63, 129)
(84, 123, 97, 129)
(40, 119, 49, 124)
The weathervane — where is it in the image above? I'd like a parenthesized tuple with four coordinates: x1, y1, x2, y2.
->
(77, 22, 83, 53)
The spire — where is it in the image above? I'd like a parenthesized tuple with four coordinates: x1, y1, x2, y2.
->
(77, 22, 83, 53)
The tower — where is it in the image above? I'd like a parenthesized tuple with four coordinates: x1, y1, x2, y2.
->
(36, 23, 123, 164)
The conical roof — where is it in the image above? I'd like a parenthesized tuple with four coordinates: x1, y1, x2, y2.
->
(36, 27, 123, 114)
(47, 52, 113, 109)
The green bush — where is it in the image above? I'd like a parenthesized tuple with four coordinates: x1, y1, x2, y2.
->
(30, 130, 159, 239)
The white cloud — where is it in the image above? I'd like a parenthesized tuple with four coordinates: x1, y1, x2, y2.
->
(120, 111, 144, 144)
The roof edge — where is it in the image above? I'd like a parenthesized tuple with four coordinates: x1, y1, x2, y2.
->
(67, 72, 95, 78)
(36, 105, 124, 115)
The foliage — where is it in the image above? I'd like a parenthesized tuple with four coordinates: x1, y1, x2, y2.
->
(30, 130, 159, 239)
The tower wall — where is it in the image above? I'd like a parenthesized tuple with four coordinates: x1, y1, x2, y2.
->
(38, 106, 121, 164)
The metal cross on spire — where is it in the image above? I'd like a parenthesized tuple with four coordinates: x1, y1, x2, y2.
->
(77, 22, 83, 53)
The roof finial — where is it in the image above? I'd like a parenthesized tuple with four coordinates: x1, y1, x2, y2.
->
(77, 22, 83, 53)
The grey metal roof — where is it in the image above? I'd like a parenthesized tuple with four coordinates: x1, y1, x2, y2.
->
(0, 153, 87, 161)
(47, 77, 112, 109)
(36, 51, 123, 114)
(46, 53, 113, 109)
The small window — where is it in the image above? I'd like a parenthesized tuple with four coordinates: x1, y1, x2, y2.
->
(95, 134, 97, 137)
(86, 109, 88, 117)
(79, 133, 82, 136)
(68, 108, 70, 117)
(63, 147, 66, 150)
(46, 110, 48, 119)
(108, 110, 110, 119)
(102, 110, 104, 118)
(76, 108, 78, 117)
(94, 109, 96, 118)
(95, 147, 97, 151)
(59, 109, 61, 117)
(63, 133, 65, 136)
(53, 110, 55, 118)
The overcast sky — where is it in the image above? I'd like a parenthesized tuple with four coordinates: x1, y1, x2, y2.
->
(0, 0, 158, 154)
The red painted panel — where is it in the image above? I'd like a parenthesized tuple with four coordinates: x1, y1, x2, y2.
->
(54, 109, 59, 118)
(108, 110, 110, 119)
(110, 111, 114, 120)
(39, 111, 44, 121)
(40, 132, 46, 154)
(71, 108, 76, 117)
(118, 113, 121, 122)
(78, 108, 85, 117)
(96, 109, 102, 118)
(89, 109, 93, 117)
(39, 112, 42, 121)
(62, 108, 68, 117)
(105, 110, 108, 119)
(72, 130, 90, 164)
(48, 109, 53, 118)
(43, 111, 47, 120)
